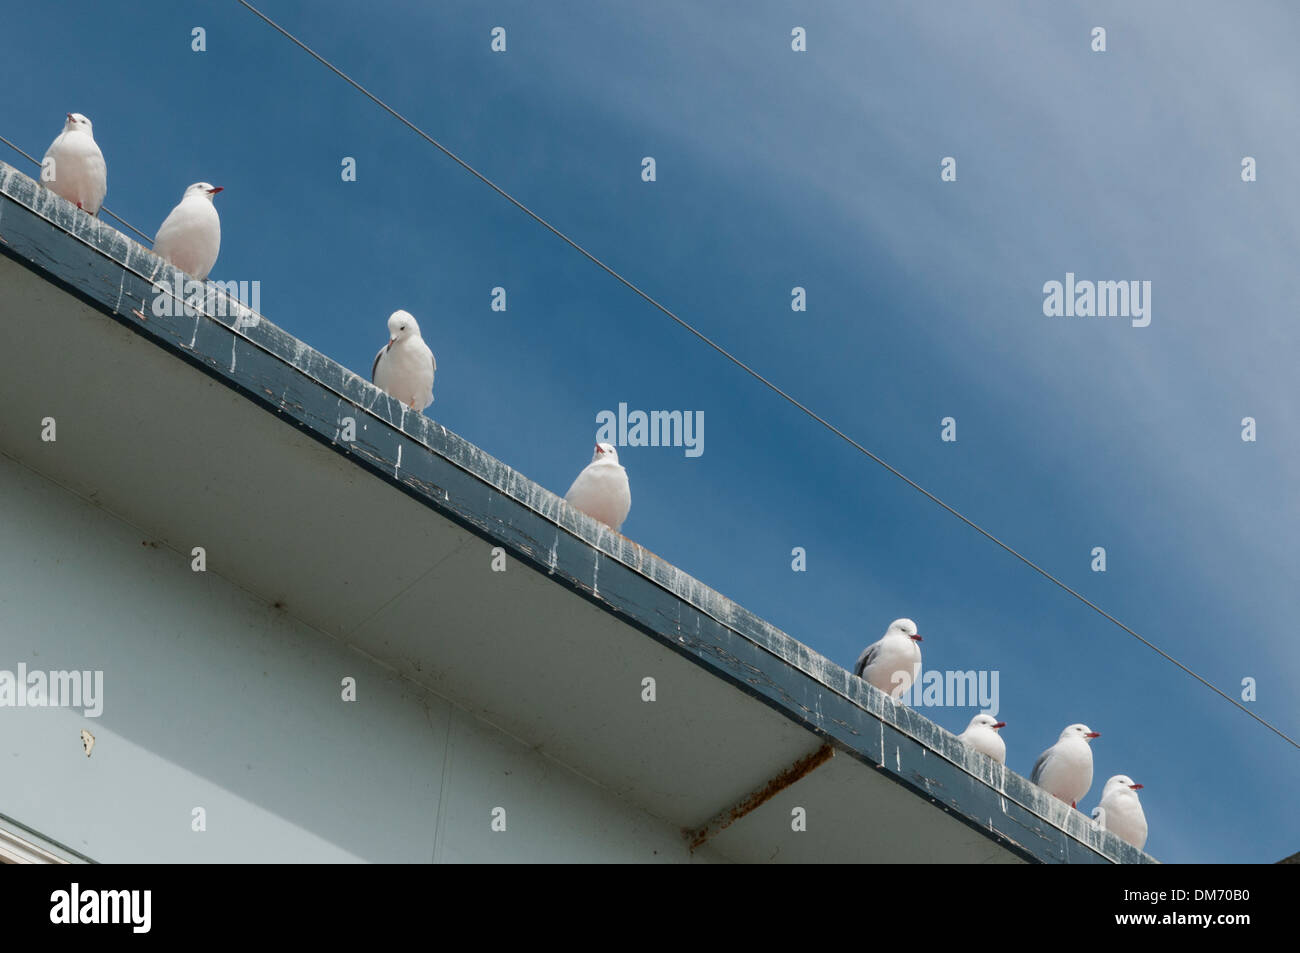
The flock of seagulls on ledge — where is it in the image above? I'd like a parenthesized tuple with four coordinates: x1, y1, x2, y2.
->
(42, 114, 223, 281)
(36, 111, 631, 534)
(855, 619, 1148, 849)
(33, 111, 1143, 854)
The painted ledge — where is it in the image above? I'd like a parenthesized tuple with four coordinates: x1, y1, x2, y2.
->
(0, 160, 1155, 863)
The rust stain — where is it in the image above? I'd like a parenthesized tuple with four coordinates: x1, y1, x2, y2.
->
(687, 744, 834, 851)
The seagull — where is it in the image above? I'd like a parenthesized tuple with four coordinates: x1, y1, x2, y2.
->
(853, 619, 922, 700)
(564, 443, 631, 532)
(1030, 723, 1100, 808)
(957, 713, 1006, 763)
(1091, 775, 1148, 850)
(153, 182, 223, 281)
(41, 112, 107, 216)
(371, 310, 436, 411)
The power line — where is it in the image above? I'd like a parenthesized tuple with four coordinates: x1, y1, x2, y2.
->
(233, 0, 1295, 750)
(199, 1, 1291, 749)
(0, 133, 154, 245)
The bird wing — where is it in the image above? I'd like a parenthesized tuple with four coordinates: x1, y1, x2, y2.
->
(1030, 747, 1052, 784)
(853, 641, 879, 678)
(88, 149, 107, 214)
(151, 207, 181, 256)
(564, 464, 592, 505)
(371, 342, 389, 382)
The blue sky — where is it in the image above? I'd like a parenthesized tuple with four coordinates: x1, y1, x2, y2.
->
(4, 0, 1297, 862)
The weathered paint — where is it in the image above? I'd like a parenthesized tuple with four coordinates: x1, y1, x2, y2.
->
(689, 744, 834, 850)
(0, 162, 1153, 863)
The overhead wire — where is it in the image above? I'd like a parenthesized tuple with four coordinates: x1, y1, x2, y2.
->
(233, 0, 1296, 749)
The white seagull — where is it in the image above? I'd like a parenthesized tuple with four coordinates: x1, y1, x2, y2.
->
(564, 443, 631, 532)
(957, 713, 1007, 763)
(1091, 775, 1148, 850)
(41, 112, 107, 215)
(1030, 723, 1100, 808)
(371, 310, 436, 411)
(153, 182, 223, 281)
(853, 618, 923, 700)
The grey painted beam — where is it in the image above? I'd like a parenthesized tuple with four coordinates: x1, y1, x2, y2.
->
(0, 162, 1153, 863)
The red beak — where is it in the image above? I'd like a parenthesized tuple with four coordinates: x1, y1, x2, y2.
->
(992, 722, 1006, 729)
(910, 634, 922, 642)
(66, 112, 73, 121)
(594, 444, 602, 454)
(208, 186, 224, 194)
(1130, 783, 1143, 790)
(1086, 731, 1100, 738)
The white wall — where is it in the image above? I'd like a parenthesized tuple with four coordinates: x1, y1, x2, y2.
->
(0, 452, 720, 863)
